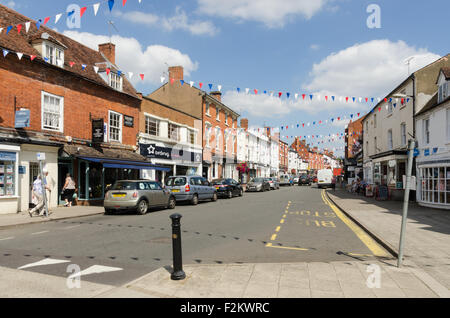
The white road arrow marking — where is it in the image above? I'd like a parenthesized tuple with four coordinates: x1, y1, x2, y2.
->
(68, 265, 123, 279)
(18, 258, 70, 270)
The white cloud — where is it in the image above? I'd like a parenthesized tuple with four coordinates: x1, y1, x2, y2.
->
(197, 0, 329, 28)
(115, 7, 218, 36)
(63, 31, 199, 86)
(223, 40, 441, 118)
(0, 0, 16, 8)
(310, 44, 320, 50)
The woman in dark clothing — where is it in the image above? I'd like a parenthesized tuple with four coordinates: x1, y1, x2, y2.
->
(62, 173, 76, 207)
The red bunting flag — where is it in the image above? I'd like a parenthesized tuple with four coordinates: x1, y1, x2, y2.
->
(302, 94, 306, 100)
(170, 78, 175, 85)
(30, 55, 36, 61)
(199, 82, 203, 89)
(357, 113, 360, 117)
(106, 68, 111, 75)
(123, 0, 128, 6)
(378, 107, 381, 112)
(80, 7, 87, 18)
(278, 92, 282, 98)
(401, 98, 404, 105)
(384, 98, 388, 102)
(69, 61, 75, 68)
(139, 74, 145, 80)
(17, 24, 22, 34)
(325, 96, 328, 101)
(254, 89, 258, 95)
(346, 97, 349, 102)
(365, 97, 368, 102)
(43, 17, 50, 25)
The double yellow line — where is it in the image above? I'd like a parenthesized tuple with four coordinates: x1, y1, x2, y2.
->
(321, 190, 389, 258)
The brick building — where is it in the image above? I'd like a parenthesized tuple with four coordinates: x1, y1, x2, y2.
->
(279, 140, 289, 174)
(0, 5, 155, 213)
(138, 95, 203, 184)
(149, 66, 240, 181)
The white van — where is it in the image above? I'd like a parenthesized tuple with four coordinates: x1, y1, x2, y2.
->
(317, 169, 333, 189)
(279, 174, 292, 186)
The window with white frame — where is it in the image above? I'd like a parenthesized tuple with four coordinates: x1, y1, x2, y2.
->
(189, 129, 196, 145)
(44, 42, 64, 67)
(205, 124, 211, 147)
(205, 102, 210, 115)
(145, 116, 160, 137)
(401, 123, 407, 147)
(216, 106, 220, 121)
(388, 100, 393, 114)
(419, 166, 450, 205)
(215, 127, 221, 151)
(447, 108, 450, 142)
(109, 111, 122, 142)
(168, 123, 180, 141)
(109, 72, 123, 91)
(423, 118, 430, 145)
(42, 92, 64, 132)
(387, 129, 393, 150)
(225, 113, 228, 125)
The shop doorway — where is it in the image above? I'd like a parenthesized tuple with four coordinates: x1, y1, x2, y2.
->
(58, 161, 72, 205)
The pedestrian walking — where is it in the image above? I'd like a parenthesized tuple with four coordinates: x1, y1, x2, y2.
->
(42, 168, 54, 211)
(29, 175, 45, 217)
(62, 173, 76, 207)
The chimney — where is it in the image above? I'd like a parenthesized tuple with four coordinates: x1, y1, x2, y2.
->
(211, 91, 222, 102)
(240, 118, 249, 131)
(169, 66, 184, 82)
(98, 43, 116, 64)
(264, 127, 272, 137)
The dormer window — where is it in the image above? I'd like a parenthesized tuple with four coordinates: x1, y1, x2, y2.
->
(109, 72, 123, 91)
(43, 42, 64, 67)
(438, 81, 448, 103)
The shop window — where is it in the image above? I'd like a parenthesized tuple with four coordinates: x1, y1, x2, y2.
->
(420, 166, 449, 205)
(0, 152, 16, 197)
(79, 161, 87, 199)
(89, 162, 103, 199)
(169, 123, 180, 141)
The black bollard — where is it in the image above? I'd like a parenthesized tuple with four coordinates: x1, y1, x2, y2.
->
(170, 213, 186, 280)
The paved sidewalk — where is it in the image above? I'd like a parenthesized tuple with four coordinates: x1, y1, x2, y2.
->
(0, 206, 105, 229)
(0, 259, 443, 298)
(326, 188, 450, 297)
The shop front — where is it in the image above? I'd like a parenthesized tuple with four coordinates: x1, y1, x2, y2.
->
(0, 145, 20, 214)
(61, 144, 170, 206)
(139, 142, 202, 185)
(417, 160, 450, 209)
(370, 151, 408, 201)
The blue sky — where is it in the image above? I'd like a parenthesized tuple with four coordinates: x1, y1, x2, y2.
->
(2, 0, 449, 156)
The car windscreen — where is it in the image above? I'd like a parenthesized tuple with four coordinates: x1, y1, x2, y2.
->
(252, 178, 264, 183)
(111, 182, 137, 191)
(212, 179, 226, 185)
(167, 177, 187, 187)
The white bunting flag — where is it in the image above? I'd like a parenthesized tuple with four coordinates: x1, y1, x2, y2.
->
(25, 22, 31, 33)
(218, 85, 222, 92)
(93, 3, 100, 16)
(245, 88, 249, 95)
(160, 77, 165, 83)
(358, 97, 362, 103)
(93, 66, 99, 74)
(16, 52, 23, 60)
(55, 14, 62, 24)
(0, 28, 3, 34)
(190, 81, 194, 87)
(128, 72, 133, 79)
(294, 93, 298, 99)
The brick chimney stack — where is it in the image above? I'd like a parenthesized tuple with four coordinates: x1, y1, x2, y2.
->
(98, 43, 116, 64)
(240, 118, 249, 131)
(211, 91, 222, 102)
(169, 66, 184, 82)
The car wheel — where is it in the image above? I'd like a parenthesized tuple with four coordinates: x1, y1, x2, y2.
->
(227, 190, 233, 199)
(191, 194, 199, 205)
(211, 192, 218, 202)
(239, 189, 244, 197)
(137, 199, 149, 215)
(104, 208, 112, 215)
(167, 196, 176, 209)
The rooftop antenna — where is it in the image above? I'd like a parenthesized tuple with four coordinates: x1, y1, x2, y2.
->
(404, 56, 415, 76)
(107, 20, 120, 43)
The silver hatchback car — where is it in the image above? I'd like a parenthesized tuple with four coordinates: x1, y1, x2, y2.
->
(104, 180, 176, 215)
(165, 176, 218, 205)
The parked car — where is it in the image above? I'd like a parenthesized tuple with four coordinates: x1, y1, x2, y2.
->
(293, 176, 300, 184)
(211, 179, 244, 198)
(279, 174, 292, 186)
(268, 177, 280, 190)
(317, 169, 333, 189)
(104, 180, 176, 215)
(165, 176, 218, 205)
(246, 177, 271, 192)
(298, 174, 311, 186)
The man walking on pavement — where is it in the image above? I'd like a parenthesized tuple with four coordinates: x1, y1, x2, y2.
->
(29, 175, 45, 217)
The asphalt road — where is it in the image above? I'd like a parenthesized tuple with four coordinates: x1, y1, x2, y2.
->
(0, 185, 391, 287)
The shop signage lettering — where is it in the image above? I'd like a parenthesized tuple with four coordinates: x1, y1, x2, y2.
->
(15, 110, 30, 128)
(140, 144, 201, 163)
(92, 119, 104, 143)
(124, 115, 134, 127)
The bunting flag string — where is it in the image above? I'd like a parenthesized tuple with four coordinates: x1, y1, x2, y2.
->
(0, 0, 145, 33)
